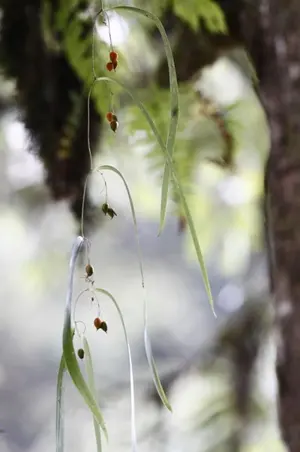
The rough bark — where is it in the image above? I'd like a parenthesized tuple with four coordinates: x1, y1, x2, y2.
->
(236, 2, 300, 450)
(157, 2, 300, 450)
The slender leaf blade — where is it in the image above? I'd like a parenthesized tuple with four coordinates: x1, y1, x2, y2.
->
(93, 78, 215, 314)
(96, 165, 173, 408)
(83, 337, 102, 452)
(110, 6, 179, 233)
(56, 354, 66, 452)
(144, 327, 172, 411)
(95, 288, 138, 452)
(63, 236, 108, 438)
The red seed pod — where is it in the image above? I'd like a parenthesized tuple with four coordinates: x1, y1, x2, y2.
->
(94, 317, 102, 330)
(110, 120, 119, 132)
(106, 61, 114, 71)
(94, 317, 108, 333)
(112, 61, 118, 70)
(109, 51, 118, 63)
(106, 112, 113, 122)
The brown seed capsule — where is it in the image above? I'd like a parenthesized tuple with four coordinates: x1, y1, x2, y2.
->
(110, 120, 119, 132)
(102, 203, 117, 218)
(111, 114, 118, 122)
(102, 202, 109, 215)
(107, 207, 117, 219)
(100, 321, 108, 333)
(94, 317, 108, 333)
(178, 215, 187, 234)
(77, 348, 84, 359)
(85, 264, 94, 278)
(106, 61, 114, 71)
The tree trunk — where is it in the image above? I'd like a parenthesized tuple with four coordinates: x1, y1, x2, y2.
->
(234, 2, 300, 450)
(157, 1, 300, 450)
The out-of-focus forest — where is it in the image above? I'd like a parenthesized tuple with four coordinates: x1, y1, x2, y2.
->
(0, 1, 300, 451)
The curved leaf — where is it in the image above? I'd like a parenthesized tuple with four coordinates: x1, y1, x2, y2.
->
(56, 355, 66, 452)
(92, 77, 215, 315)
(83, 337, 102, 452)
(63, 236, 108, 438)
(108, 5, 179, 234)
(95, 288, 138, 452)
(96, 165, 171, 410)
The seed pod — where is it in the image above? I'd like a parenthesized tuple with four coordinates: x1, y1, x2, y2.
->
(109, 51, 118, 63)
(85, 263, 94, 278)
(106, 112, 113, 122)
(106, 61, 113, 71)
(77, 348, 84, 359)
(111, 114, 118, 122)
(100, 321, 108, 333)
(94, 317, 107, 332)
(102, 202, 109, 215)
(178, 215, 187, 234)
(94, 317, 102, 330)
(110, 120, 119, 132)
(112, 61, 118, 70)
(107, 207, 117, 219)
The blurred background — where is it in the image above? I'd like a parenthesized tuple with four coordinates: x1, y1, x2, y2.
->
(0, 1, 286, 451)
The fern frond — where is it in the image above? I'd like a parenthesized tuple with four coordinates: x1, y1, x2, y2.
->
(171, 0, 227, 32)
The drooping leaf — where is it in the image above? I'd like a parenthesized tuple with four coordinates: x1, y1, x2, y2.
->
(93, 77, 215, 315)
(96, 165, 171, 411)
(56, 354, 66, 452)
(83, 337, 102, 452)
(63, 236, 108, 438)
(95, 288, 138, 452)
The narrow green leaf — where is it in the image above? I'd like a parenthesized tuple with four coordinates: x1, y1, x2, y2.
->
(96, 165, 144, 285)
(83, 338, 102, 452)
(63, 236, 108, 438)
(96, 164, 172, 409)
(144, 326, 172, 411)
(93, 77, 216, 315)
(95, 288, 138, 452)
(109, 5, 179, 234)
(56, 355, 66, 452)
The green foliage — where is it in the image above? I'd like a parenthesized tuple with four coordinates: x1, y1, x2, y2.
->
(49, 2, 268, 451)
(46, 0, 110, 116)
(56, 355, 66, 452)
(94, 288, 138, 449)
(97, 164, 172, 410)
(171, 0, 227, 32)
(94, 73, 215, 314)
(83, 337, 102, 452)
(62, 236, 107, 440)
